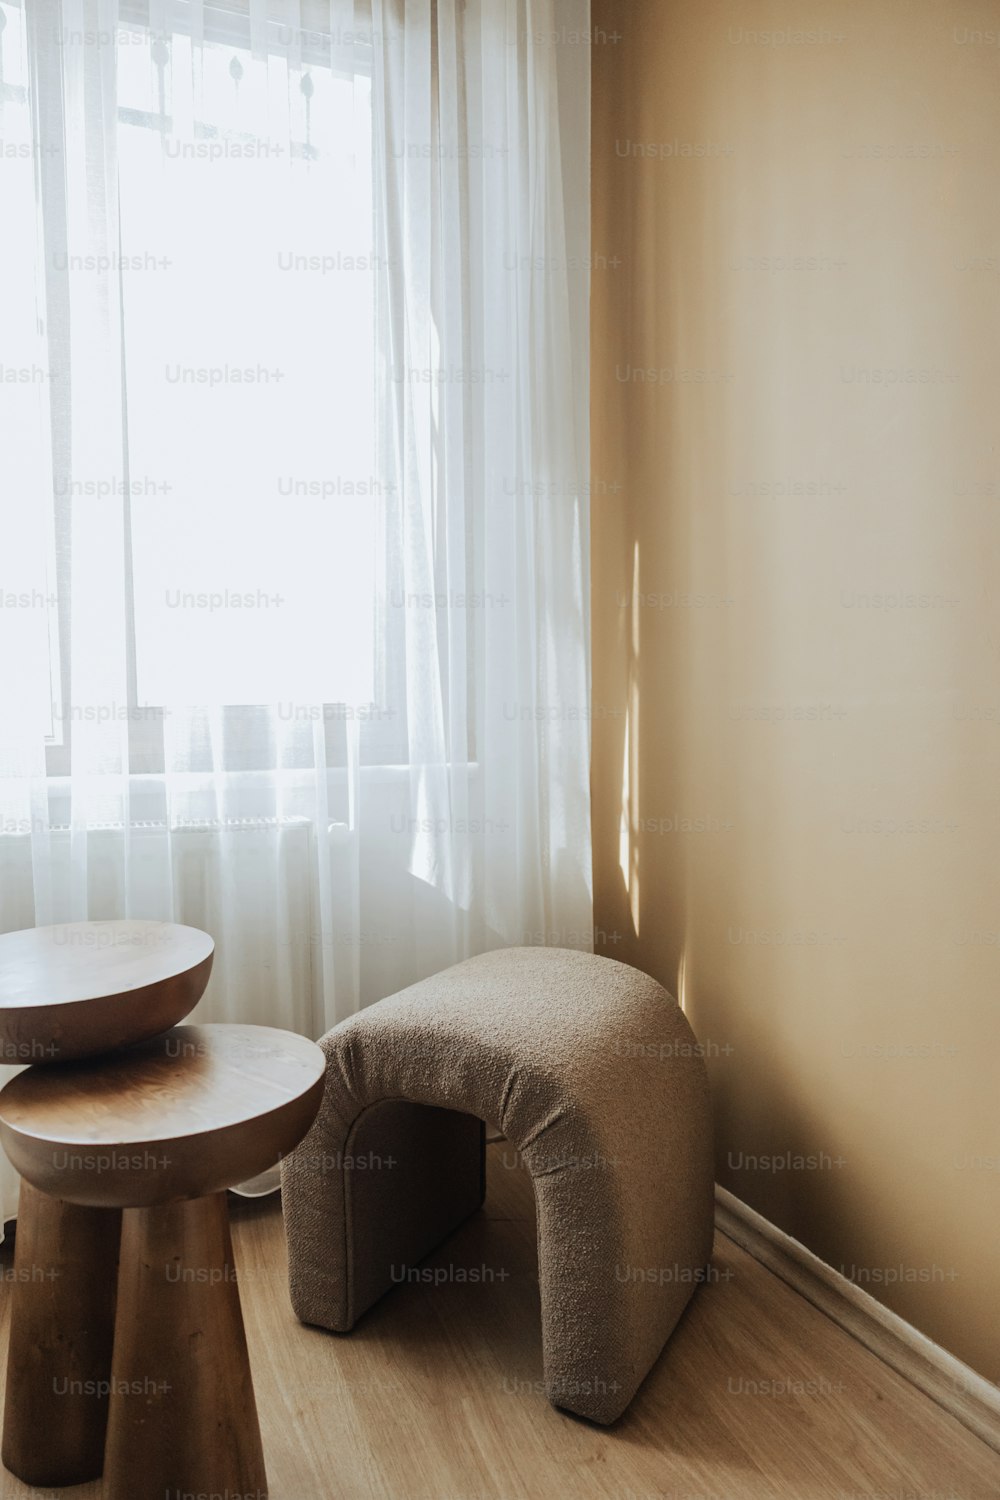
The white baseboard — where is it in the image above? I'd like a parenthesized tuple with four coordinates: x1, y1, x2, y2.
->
(715, 1185, 1000, 1455)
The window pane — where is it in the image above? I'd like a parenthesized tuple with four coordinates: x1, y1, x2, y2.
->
(0, 0, 60, 744)
(118, 29, 376, 708)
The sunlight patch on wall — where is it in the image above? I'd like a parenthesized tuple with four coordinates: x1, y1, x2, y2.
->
(618, 542, 641, 935)
(618, 708, 631, 888)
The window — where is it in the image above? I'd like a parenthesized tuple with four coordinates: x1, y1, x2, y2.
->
(5, 0, 389, 775)
(115, 4, 377, 709)
(0, 0, 63, 743)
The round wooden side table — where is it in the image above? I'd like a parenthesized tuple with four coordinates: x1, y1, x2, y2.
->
(0, 917, 215, 1487)
(0, 1022, 325, 1499)
(0, 919, 215, 1064)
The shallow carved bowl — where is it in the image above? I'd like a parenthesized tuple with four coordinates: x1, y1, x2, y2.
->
(0, 920, 214, 1065)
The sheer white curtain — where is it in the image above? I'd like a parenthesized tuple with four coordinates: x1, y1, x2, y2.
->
(0, 0, 591, 1224)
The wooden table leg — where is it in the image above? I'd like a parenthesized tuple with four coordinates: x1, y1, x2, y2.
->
(103, 1191, 267, 1500)
(2, 1180, 121, 1486)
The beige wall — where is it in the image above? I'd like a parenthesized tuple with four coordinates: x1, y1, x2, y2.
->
(591, 0, 1000, 1381)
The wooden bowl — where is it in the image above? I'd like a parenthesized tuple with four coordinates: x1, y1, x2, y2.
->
(0, 920, 214, 1064)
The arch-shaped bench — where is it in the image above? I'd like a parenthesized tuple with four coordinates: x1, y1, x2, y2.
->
(281, 946, 714, 1424)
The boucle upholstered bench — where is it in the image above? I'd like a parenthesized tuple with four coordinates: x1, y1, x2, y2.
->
(281, 946, 714, 1424)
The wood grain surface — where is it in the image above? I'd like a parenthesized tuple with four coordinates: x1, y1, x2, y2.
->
(1, 1183, 120, 1487)
(0, 921, 214, 1063)
(0, 1024, 325, 1206)
(1, 1144, 998, 1499)
(103, 1193, 267, 1500)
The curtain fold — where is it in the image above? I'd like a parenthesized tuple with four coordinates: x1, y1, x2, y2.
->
(0, 0, 591, 1228)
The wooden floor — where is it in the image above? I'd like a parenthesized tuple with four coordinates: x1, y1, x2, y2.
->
(2, 1142, 998, 1500)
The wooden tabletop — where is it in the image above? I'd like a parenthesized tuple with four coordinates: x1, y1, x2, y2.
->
(0, 1023, 326, 1206)
(0, 921, 214, 1063)
(0, 921, 214, 1008)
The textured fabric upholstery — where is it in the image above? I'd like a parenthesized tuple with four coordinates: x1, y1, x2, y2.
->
(281, 946, 714, 1423)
